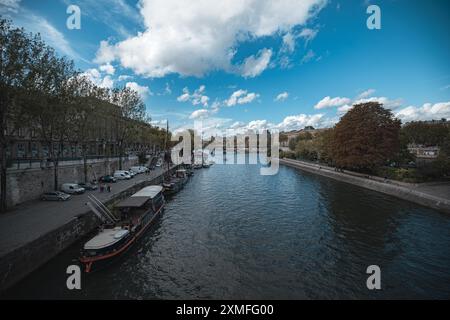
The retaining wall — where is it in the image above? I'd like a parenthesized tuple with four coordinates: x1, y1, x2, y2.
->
(280, 158, 450, 214)
(0, 165, 178, 293)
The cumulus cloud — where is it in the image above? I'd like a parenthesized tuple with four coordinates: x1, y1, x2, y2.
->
(177, 85, 210, 107)
(118, 75, 133, 81)
(99, 63, 115, 75)
(395, 102, 450, 122)
(314, 96, 351, 109)
(241, 48, 272, 78)
(357, 89, 376, 99)
(275, 113, 326, 132)
(189, 109, 210, 120)
(94, 0, 326, 78)
(125, 82, 151, 98)
(275, 91, 289, 102)
(225, 89, 259, 107)
(353, 96, 402, 109)
(81, 68, 114, 88)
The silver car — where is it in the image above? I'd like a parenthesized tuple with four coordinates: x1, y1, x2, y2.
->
(41, 191, 71, 201)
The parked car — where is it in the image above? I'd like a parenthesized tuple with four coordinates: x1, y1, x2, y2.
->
(41, 191, 71, 201)
(77, 182, 98, 190)
(129, 166, 148, 174)
(126, 170, 136, 177)
(61, 183, 85, 195)
(99, 175, 117, 183)
(113, 171, 131, 180)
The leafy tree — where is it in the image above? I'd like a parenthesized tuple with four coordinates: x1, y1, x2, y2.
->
(110, 87, 146, 169)
(331, 102, 401, 171)
(402, 121, 449, 146)
(0, 19, 32, 211)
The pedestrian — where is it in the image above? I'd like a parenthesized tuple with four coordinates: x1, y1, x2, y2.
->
(100, 183, 104, 192)
(107, 184, 111, 193)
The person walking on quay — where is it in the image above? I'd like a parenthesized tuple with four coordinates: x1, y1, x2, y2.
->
(107, 184, 111, 193)
(99, 183, 104, 192)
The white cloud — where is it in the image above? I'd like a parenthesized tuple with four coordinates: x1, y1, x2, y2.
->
(275, 113, 326, 132)
(357, 89, 375, 99)
(118, 75, 133, 81)
(164, 82, 172, 95)
(241, 48, 272, 78)
(337, 104, 353, 114)
(353, 96, 402, 109)
(298, 28, 318, 44)
(282, 32, 296, 53)
(301, 49, 316, 64)
(125, 81, 151, 98)
(395, 102, 450, 122)
(99, 63, 115, 75)
(177, 85, 209, 107)
(81, 68, 114, 88)
(0, 0, 21, 13)
(225, 89, 259, 107)
(314, 96, 351, 109)
(94, 40, 117, 64)
(275, 91, 289, 102)
(189, 109, 210, 120)
(94, 0, 326, 78)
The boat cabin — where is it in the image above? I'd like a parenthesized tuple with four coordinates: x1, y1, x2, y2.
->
(175, 169, 187, 179)
(115, 186, 164, 227)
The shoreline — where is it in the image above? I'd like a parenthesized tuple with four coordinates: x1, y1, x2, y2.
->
(0, 165, 179, 293)
(279, 158, 450, 214)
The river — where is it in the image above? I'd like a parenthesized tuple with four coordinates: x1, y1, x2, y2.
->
(3, 156, 450, 299)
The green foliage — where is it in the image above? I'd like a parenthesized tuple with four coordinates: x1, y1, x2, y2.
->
(402, 121, 449, 146)
(137, 152, 147, 165)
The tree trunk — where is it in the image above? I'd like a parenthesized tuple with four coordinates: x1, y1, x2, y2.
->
(0, 143, 7, 213)
(82, 145, 88, 183)
(119, 142, 123, 170)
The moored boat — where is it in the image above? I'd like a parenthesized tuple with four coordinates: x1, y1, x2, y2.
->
(79, 185, 165, 272)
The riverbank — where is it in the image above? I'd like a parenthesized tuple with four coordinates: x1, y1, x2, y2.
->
(280, 158, 450, 214)
(0, 165, 178, 293)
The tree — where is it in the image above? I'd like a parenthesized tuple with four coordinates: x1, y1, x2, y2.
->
(402, 121, 448, 146)
(110, 87, 146, 169)
(0, 19, 32, 212)
(331, 102, 401, 171)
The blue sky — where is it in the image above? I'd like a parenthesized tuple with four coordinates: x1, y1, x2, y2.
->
(1, 0, 449, 134)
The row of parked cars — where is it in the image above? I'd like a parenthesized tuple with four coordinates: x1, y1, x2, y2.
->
(40, 166, 151, 201)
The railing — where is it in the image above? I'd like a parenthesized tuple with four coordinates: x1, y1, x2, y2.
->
(6, 154, 143, 171)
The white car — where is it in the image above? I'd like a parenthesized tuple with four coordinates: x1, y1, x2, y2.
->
(113, 171, 131, 180)
(61, 183, 85, 194)
(130, 166, 148, 174)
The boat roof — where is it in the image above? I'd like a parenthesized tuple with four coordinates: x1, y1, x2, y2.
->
(115, 196, 150, 208)
(132, 185, 163, 198)
(115, 186, 163, 208)
(84, 228, 129, 250)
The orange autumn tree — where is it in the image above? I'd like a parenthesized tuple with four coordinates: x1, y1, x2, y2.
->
(331, 102, 401, 171)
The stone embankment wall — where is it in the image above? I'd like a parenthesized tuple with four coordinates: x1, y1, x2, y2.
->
(280, 158, 450, 214)
(3, 157, 138, 207)
(0, 165, 178, 293)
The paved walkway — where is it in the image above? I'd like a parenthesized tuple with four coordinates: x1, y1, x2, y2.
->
(0, 167, 167, 257)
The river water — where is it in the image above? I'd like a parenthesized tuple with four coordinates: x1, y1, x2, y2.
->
(3, 156, 450, 299)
